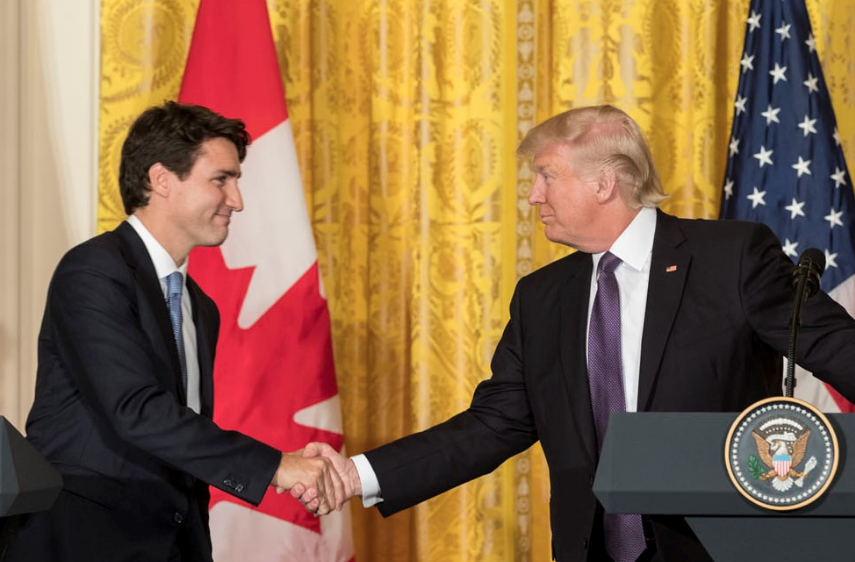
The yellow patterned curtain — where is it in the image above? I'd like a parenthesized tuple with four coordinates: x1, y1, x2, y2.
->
(98, 1, 855, 561)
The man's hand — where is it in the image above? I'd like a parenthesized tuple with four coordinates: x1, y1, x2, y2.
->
(290, 442, 362, 515)
(271, 450, 345, 515)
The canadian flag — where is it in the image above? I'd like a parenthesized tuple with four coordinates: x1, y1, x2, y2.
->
(178, 1, 354, 560)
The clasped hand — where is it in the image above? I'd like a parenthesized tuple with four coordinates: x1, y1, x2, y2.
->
(271, 442, 361, 515)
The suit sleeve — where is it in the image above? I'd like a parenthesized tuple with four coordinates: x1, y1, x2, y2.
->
(46, 246, 280, 505)
(739, 223, 855, 401)
(365, 281, 539, 516)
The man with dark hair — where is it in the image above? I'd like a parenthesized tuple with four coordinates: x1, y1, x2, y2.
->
(1, 102, 343, 562)
(296, 105, 855, 562)
(118, 101, 252, 215)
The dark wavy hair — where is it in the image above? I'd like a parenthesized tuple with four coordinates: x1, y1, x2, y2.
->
(118, 101, 251, 214)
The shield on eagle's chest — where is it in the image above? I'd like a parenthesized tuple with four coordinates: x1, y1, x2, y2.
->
(773, 454, 791, 479)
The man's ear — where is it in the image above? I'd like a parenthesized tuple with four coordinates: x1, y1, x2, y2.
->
(595, 169, 618, 203)
(148, 163, 171, 198)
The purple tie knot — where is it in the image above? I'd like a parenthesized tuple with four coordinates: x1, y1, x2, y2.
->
(599, 251, 621, 277)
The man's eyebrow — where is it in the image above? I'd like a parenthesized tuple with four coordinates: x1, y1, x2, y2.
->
(217, 168, 241, 178)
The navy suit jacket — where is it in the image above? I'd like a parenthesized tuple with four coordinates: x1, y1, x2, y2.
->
(364, 211, 855, 562)
(4, 222, 281, 562)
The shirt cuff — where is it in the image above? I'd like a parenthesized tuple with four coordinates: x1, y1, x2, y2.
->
(351, 454, 383, 508)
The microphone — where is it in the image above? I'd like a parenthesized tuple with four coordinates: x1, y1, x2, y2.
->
(785, 248, 826, 397)
(792, 248, 825, 298)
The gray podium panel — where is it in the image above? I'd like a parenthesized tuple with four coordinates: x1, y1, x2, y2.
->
(0, 416, 62, 516)
(593, 412, 855, 561)
(594, 412, 855, 516)
(687, 517, 855, 562)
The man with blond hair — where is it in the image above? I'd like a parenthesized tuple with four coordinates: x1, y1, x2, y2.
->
(298, 105, 855, 561)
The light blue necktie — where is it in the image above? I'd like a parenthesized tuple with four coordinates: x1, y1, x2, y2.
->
(165, 272, 188, 392)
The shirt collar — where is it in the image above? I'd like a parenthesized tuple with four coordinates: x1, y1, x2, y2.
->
(126, 214, 188, 282)
(592, 206, 657, 272)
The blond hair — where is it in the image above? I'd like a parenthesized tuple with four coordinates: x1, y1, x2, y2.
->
(517, 105, 666, 208)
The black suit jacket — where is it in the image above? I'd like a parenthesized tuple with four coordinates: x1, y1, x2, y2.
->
(3, 222, 281, 562)
(364, 211, 855, 562)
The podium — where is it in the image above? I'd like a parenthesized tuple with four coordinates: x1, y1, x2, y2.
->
(593, 412, 855, 562)
(0, 416, 62, 517)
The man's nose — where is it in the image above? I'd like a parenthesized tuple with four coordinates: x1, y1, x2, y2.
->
(528, 176, 545, 205)
(226, 181, 244, 212)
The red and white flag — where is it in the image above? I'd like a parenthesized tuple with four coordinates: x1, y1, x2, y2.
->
(178, 1, 354, 560)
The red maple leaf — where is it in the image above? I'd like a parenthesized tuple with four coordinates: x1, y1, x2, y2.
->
(189, 246, 342, 534)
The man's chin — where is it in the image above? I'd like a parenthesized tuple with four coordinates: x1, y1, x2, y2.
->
(198, 230, 229, 248)
(542, 230, 576, 249)
(542, 228, 564, 245)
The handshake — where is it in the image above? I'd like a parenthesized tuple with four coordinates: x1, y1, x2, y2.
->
(270, 442, 361, 515)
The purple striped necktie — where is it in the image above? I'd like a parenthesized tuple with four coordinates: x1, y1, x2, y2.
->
(588, 252, 646, 562)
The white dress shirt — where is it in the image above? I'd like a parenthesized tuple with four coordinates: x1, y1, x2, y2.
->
(127, 215, 202, 414)
(588, 206, 656, 412)
(353, 207, 658, 506)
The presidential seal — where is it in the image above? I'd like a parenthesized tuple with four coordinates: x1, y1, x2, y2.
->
(724, 396, 838, 511)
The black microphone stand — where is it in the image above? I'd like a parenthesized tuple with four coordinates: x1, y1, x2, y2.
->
(785, 267, 810, 397)
(785, 252, 823, 397)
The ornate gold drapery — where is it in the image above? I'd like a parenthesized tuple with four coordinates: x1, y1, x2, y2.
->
(98, 1, 855, 560)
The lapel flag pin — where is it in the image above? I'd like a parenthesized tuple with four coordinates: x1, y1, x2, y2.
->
(666, 265, 677, 272)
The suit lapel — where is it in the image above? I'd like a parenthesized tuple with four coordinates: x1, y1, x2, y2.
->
(637, 211, 690, 410)
(558, 255, 598, 463)
(188, 279, 215, 417)
(116, 222, 187, 403)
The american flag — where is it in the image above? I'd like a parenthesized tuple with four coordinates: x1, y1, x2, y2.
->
(720, 0, 855, 413)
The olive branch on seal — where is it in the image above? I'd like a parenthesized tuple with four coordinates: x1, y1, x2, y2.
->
(748, 454, 767, 479)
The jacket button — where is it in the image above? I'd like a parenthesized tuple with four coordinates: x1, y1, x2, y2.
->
(582, 538, 589, 549)
(174, 512, 184, 524)
(589, 474, 595, 484)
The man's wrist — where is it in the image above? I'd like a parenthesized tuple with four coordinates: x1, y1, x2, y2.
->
(351, 454, 383, 507)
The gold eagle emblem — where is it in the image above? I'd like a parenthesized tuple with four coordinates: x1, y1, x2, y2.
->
(751, 417, 817, 492)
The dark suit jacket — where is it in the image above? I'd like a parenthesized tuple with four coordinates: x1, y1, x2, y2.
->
(364, 211, 855, 562)
(3, 222, 281, 562)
